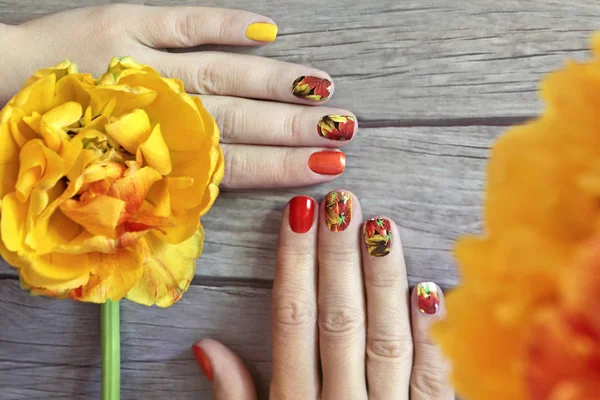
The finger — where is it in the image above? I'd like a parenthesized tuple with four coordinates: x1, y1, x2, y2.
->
(361, 217, 412, 399)
(154, 52, 334, 104)
(318, 190, 368, 399)
(410, 283, 454, 400)
(221, 145, 345, 189)
(270, 196, 320, 399)
(203, 95, 357, 146)
(132, 6, 278, 47)
(192, 339, 257, 400)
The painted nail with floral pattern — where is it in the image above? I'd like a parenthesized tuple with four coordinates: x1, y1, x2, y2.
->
(417, 282, 439, 315)
(318, 115, 356, 141)
(363, 218, 392, 257)
(292, 76, 332, 101)
(324, 190, 352, 232)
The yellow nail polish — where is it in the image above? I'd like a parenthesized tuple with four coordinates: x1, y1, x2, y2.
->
(245, 23, 278, 42)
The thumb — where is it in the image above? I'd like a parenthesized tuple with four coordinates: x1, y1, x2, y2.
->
(192, 339, 257, 400)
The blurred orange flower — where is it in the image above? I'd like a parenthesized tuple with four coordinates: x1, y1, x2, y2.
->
(0, 57, 223, 307)
(431, 35, 600, 399)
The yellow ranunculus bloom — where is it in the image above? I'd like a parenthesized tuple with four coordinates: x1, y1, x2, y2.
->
(0, 57, 223, 307)
(431, 35, 600, 399)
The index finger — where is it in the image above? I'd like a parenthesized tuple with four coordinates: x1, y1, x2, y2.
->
(270, 196, 320, 399)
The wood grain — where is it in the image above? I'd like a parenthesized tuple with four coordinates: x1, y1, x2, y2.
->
(0, 279, 272, 399)
(0, 125, 496, 286)
(0, 0, 598, 120)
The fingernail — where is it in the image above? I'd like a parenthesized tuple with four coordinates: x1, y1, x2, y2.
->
(363, 218, 392, 257)
(245, 22, 278, 42)
(289, 196, 316, 234)
(318, 115, 357, 141)
(292, 76, 332, 101)
(417, 282, 440, 315)
(192, 344, 214, 381)
(324, 190, 352, 232)
(308, 151, 345, 175)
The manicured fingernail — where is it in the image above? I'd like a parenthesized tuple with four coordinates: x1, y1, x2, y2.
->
(245, 22, 278, 42)
(318, 115, 357, 141)
(364, 218, 392, 257)
(324, 190, 352, 232)
(417, 282, 440, 315)
(292, 76, 332, 101)
(308, 151, 345, 175)
(192, 344, 214, 381)
(289, 196, 316, 234)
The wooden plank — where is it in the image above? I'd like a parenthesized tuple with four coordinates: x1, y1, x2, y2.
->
(0, 0, 598, 119)
(0, 125, 494, 287)
(0, 279, 272, 399)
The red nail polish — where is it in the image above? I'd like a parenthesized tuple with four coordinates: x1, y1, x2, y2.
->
(308, 151, 346, 175)
(289, 196, 316, 234)
(192, 345, 214, 381)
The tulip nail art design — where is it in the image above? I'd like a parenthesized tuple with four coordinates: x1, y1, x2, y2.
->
(292, 76, 332, 101)
(363, 218, 392, 257)
(417, 282, 439, 315)
(325, 190, 352, 232)
(318, 115, 356, 141)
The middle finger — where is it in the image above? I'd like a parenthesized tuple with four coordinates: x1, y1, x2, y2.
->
(318, 190, 368, 400)
(202, 95, 357, 146)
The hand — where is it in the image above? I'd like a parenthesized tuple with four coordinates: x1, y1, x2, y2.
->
(0, 5, 356, 189)
(192, 191, 454, 399)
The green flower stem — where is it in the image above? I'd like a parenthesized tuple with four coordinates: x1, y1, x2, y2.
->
(101, 300, 120, 400)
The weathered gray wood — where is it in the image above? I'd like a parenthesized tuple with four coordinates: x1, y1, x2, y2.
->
(0, 279, 272, 399)
(0, 0, 598, 119)
(0, 125, 494, 287)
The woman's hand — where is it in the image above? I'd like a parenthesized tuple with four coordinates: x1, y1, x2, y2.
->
(0, 5, 356, 189)
(192, 191, 454, 399)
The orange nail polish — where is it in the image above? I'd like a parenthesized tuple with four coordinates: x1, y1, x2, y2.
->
(308, 151, 346, 175)
(192, 345, 214, 381)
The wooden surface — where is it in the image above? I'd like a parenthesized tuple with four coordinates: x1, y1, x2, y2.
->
(1, 0, 599, 399)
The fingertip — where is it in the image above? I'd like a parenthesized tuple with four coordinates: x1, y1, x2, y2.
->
(287, 195, 318, 234)
(192, 340, 214, 381)
(412, 282, 444, 318)
(245, 21, 278, 43)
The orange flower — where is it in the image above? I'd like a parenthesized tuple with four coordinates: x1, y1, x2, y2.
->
(0, 57, 223, 307)
(431, 35, 600, 399)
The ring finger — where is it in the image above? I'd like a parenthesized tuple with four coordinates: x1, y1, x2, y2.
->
(361, 217, 412, 399)
(154, 52, 335, 105)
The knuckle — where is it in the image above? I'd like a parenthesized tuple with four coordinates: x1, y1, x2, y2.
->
(319, 245, 360, 266)
(366, 336, 413, 363)
(279, 148, 299, 182)
(411, 364, 450, 398)
(318, 305, 365, 340)
(365, 270, 405, 288)
(221, 146, 241, 188)
(173, 13, 200, 47)
(272, 295, 316, 331)
(216, 100, 243, 143)
(288, 110, 306, 144)
(194, 59, 219, 94)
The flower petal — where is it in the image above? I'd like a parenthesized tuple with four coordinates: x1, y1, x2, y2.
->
(40, 101, 83, 152)
(139, 124, 172, 175)
(19, 252, 91, 291)
(126, 226, 203, 307)
(105, 109, 152, 154)
(60, 193, 126, 238)
(68, 246, 143, 303)
(1, 193, 28, 253)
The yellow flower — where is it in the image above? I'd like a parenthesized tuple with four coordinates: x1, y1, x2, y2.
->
(431, 34, 600, 399)
(0, 57, 223, 307)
